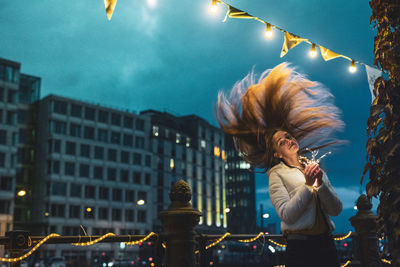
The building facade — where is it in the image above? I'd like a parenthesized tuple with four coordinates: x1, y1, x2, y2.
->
(224, 136, 257, 233)
(141, 110, 227, 233)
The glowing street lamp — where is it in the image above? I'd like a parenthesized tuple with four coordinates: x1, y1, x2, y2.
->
(224, 208, 230, 213)
(86, 207, 92, 213)
(17, 190, 26, 197)
(137, 199, 145, 206)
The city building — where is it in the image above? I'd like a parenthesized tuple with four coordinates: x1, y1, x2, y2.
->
(224, 136, 257, 233)
(141, 110, 227, 233)
(0, 57, 41, 257)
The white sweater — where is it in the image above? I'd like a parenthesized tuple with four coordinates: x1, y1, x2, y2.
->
(268, 162, 342, 233)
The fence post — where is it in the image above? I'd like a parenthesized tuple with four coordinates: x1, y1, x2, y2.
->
(349, 194, 381, 267)
(159, 180, 201, 267)
(5, 230, 30, 267)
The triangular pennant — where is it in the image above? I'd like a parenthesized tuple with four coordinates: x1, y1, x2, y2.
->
(319, 46, 351, 61)
(104, 0, 118, 20)
(280, 32, 308, 57)
(223, 6, 254, 22)
(365, 65, 382, 103)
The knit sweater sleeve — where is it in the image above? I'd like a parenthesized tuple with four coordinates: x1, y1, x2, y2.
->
(268, 171, 314, 225)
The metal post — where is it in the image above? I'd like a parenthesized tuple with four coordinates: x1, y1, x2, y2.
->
(159, 180, 201, 267)
(5, 230, 30, 267)
(349, 195, 381, 267)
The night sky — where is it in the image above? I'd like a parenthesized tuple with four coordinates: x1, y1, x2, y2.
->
(0, 0, 377, 232)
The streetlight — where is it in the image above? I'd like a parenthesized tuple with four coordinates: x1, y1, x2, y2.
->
(224, 208, 230, 213)
(137, 199, 145, 206)
(17, 190, 26, 197)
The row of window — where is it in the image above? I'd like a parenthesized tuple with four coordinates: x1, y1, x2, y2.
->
(48, 139, 151, 165)
(0, 65, 20, 84)
(49, 203, 147, 222)
(52, 100, 145, 130)
(47, 160, 151, 184)
(49, 121, 145, 148)
(51, 182, 148, 202)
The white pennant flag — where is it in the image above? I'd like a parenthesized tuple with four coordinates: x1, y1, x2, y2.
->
(365, 65, 382, 103)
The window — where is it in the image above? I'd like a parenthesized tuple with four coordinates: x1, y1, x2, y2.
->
(52, 139, 61, 153)
(107, 168, 117, 181)
(65, 141, 76, 155)
(97, 129, 108, 142)
(7, 90, 17, 104)
(107, 149, 117, 162)
(152, 126, 159, 136)
(70, 183, 81, 197)
(65, 162, 75, 176)
(112, 208, 122, 221)
(121, 151, 130, 164)
(0, 176, 13, 191)
(53, 100, 67, 114)
(0, 87, 3, 101)
(135, 136, 144, 149)
(99, 208, 108, 220)
(123, 116, 133, 128)
(125, 209, 134, 222)
(84, 206, 95, 219)
(83, 126, 94, 139)
(51, 182, 66, 196)
(85, 185, 96, 199)
(94, 146, 104, 159)
(93, 166, 103, 180)
(69, 205, 80, 219)
(99, 187, 109, 200)
(133, 153, 141, 165)
(80, 144, 90, 157)
(145, 173, 151, 185)
(69, 124, 81, 137)
(120, 169, 129, 183)
(111, 132, 120, 144)
(133, 172, 141, 184)
(51, 204, 65, 217)
(123, 134, 133, 146)
(145, 155, 151, 167)
(51, 120, 66, 134)
(84, 107, 95, 120)
(0, 130, 6, 145)
(70, 104, 82, 117)
(111, 113, 121, 126)
(98, 110, 109, 123)
(125, 190, 135, 202)
(135, 119, 145, 131)
(112, 188, 122, 202)
(138, 191, 147, 202)
(138, 210, 147, 223)
(79, 164, 90, 178)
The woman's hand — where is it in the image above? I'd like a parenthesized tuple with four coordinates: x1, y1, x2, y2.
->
(304, 163, 323, 187)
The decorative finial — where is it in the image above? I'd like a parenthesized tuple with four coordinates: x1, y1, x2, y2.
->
(170, 180, 192, 202)
(356, 194, 372, 211)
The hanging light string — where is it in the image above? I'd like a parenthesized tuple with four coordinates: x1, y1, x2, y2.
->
(210, 0, 380, 74)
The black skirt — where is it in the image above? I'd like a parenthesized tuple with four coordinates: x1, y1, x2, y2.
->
(285, 233, 340, 267)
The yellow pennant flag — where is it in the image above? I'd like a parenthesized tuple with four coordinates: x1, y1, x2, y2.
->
(280, 32, 308, 57)
(104, 0, 118, 20)
(319, 46, 350, 61)
(223, 6, 254, 22)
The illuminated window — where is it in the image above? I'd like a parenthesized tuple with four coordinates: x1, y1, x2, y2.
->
(221, 150, 226, 161)
(201, 140, 206, 149)
(176, 133, 180, 144)
(240, 161, 251, 169)
(152, 126, 159, 136)
(214, 146, 220, 157)
(186, 137, 191, 147)
(170, 158, 174, 169)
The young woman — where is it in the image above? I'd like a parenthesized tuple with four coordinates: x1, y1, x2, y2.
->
(215, 63, 343, 267)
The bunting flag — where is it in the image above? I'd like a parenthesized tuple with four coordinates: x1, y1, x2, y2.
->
(223, 6, 254, 22)
(104, 0, 118, 20)
(365, 65, 382, 103)
(280, 32, 308, 57)
(319, 46, 350, 61)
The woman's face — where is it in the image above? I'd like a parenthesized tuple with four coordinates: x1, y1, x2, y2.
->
(272, 130, 299, 160)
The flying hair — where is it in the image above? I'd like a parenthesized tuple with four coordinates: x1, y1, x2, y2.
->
(215, 63, 344, 170)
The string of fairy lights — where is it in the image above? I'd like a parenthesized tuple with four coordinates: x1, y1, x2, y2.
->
(208, 0, 379, 75)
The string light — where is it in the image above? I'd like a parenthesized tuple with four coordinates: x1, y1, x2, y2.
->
(0, 234, 60, 263)
(264, 23, 273, 38)
(334, 231, 352, 241)
(381, 258, 391, 264)
(205, 233, 231, 249)
(349, 60, 357, 73)
(341, 260, 352, 267)
(309, 43, 317, 58)
(238, 232, 263, 243)
(209, 0, 219, 13)
(72, 233, 115, 246)
(268, 239, 286, 247)
(124, 232, 156, 246)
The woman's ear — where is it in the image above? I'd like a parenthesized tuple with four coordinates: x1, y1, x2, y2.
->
(274, 152, 279, 159)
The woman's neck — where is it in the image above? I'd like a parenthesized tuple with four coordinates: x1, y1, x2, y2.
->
(283, 154, 301, 168)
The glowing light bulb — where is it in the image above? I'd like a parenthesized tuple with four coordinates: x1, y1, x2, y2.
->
(137, 199, 145, 205)
(309, 43, 317, 58)
(349, 60, 357, 73)
(44, 212, 49, 217)
(263, 213, 270, 219)
(86, 207, 92, 212)
(224, 208, 230, 213)
(264, 24, 273, 38)
(17, 190, 26, 197)
(209, 0, 218, 13)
